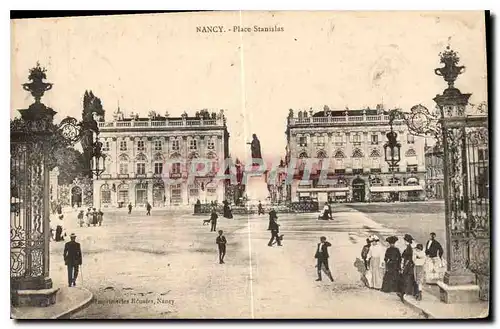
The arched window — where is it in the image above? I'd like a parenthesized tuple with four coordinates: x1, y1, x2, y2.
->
(136, 153, 147, 161)
(119, 154, 129, 174)
(100, 183, 111, 204)
(298, 152, 308, 171)
(117, 183, 129, 204)
(352, 148, 364, 158)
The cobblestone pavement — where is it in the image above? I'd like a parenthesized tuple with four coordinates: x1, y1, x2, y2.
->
(49, 208, 424, 319)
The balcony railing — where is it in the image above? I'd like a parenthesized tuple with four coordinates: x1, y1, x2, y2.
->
(98, 119, 222, 129)
(288, 115, 404, 126)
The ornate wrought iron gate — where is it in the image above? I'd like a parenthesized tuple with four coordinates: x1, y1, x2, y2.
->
(442, 116, 489, 300)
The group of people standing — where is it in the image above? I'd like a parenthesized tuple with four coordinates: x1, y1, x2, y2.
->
(78, 208, 104, 227)
(360, 232, 444, 302)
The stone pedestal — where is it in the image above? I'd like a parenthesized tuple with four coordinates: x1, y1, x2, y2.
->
(437, 271, 480, 304)
(245, 174, 269, 203)
(13, 287, 60, 307)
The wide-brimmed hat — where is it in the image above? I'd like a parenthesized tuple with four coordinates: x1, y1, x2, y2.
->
(403, 234, 414, 243)
(386, 236, 398, 244)
(70, 233, 76, 238)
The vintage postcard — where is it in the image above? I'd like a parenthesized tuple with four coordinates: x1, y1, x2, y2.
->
(10, 11, 490, 319)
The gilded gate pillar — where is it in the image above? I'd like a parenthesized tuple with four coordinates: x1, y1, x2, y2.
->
(10, 64, 59, 307)
(433, 47, 481, 303)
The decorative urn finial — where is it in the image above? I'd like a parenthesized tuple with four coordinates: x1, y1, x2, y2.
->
(434, 46, 466, 88)
(22, 62, 53, 103)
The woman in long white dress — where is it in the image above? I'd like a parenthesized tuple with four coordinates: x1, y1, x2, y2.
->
(367, 235, 385, 289)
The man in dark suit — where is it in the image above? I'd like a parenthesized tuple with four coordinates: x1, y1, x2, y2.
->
(314, 236, 334, 282)
(63, 233, 82, 287)
(210, 209, 218, 232)
(267, 214, 283, 246)
(216, 230, 227, 264)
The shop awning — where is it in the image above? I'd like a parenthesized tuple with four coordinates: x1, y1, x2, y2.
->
(370, 185, 423, 193)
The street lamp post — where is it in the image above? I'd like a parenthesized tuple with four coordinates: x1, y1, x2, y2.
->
(384, 110, 401, 201)
(90, 137, 105, 179)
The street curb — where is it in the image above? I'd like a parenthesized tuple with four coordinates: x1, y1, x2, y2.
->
(54, 287, 93, 319)
(401, 296, 433, 319)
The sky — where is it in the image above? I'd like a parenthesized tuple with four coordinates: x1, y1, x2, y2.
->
(11, 11, 488, 161)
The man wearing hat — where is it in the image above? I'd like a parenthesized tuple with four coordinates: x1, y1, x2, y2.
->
(314, 236, 334, 282)
(63, 233, 83, 287)
(424, 232, 444, 283)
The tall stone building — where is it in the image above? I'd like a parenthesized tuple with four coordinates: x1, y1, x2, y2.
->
(93, 108, 229, 208)
(285, 106, 426, 203)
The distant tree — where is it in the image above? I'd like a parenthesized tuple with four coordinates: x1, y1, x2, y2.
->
(50, 147, 86, 185)
(81, 90, 105, 178)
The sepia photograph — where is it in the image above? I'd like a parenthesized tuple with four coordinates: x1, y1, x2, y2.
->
(9, 10, 490, 319)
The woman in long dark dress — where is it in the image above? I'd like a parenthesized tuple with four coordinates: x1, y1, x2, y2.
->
(398, 234, 416, 301)
(381, 236, 401, 293)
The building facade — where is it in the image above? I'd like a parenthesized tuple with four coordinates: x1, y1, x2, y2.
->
(425, 144, 444, 199)
(285, 106, 426, 203)
(93, 109, 230, 208)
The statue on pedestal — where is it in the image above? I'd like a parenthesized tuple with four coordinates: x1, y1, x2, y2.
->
(247, 134, 262, 161)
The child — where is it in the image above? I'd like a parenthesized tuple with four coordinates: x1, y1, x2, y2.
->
(413, 243, 426, 301)
(216, 230, 227, 264)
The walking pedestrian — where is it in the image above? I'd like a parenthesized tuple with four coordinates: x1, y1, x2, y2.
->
(210, 209, 218, 232)
(63, 233, 82, 287)
(314, 236, 334, 282)
(424, 232, 444, 284)
(413, 244, 426, 300)
(128, 203, 133, 214)
(398, 234, 416, 302)
(258, 201, 265, 215)
(381, 236, 402, 293)
(367, 235, 384, 290)
(267, 213, 282, 246)
(146, 202, 152, 216)
(216, 230, 227, 264)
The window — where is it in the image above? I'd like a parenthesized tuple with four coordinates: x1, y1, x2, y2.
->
(103, 141, 110, 151)
(171, 163, 181, 174)
(478, 149, 489, 161)
(407, 134, 415, 144)
(316, 136, 325, 146)
(172, 140, 180, 151)
(190, 139, 197, 150)
(352, 134, 361, 144)
(207, 188, 217, 194)
(207, 140, 215, 150)
(120, 141, 127, 151)
(154, 140, 162, 151)
(353, 158, 362, 169)
(371, 134, 379, 145)
(299, 136, 307, 147)
(335, 135, 343, 145)
(371, 158, 380, 168)
(407, 165, 418, 173)
(154, 163, 163, 174)
(335, 158, 344, 169)
(136, 163, 146, 175)
(119, 163, 128, 174)
(137, 140, 145, 151)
